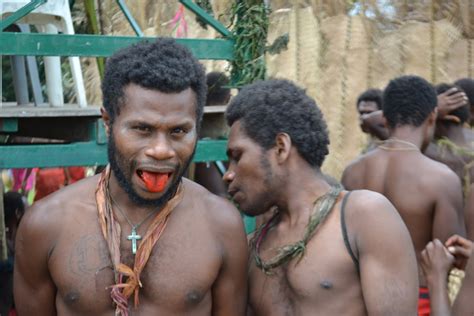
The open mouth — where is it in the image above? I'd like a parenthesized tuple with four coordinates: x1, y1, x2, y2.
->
(136, 169, 172, 193)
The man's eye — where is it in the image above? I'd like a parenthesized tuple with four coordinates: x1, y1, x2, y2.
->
(171, 127, 186, 134)
(134, 125, 151, 132)
(232, 153, 242, 162)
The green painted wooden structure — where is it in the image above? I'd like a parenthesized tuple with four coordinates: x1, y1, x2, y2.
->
(0, 0, 256, 233)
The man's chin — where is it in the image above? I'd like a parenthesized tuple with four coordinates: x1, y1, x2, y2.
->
(234, 202, 259, 218)
(130, 180, 181, 208)
(128, 188, 171, 207)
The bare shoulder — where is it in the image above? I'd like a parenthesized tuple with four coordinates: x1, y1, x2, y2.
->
(341, 155, 367, 187)
(182, 179, 247, 265)
(344, 189, 407, 234)
(421, 155, 461, 189)
(22, 176, 98, 231)
(31, 174, 98, 216)
(345, 190, 413, 250)
(183, 178, 244, 232)
(17, 175, 99, 257)
(346, 189, 398, 217)
(343, 153, 368, 173)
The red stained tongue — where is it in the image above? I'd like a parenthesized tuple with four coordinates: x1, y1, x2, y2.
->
(140, 171, 169, 193)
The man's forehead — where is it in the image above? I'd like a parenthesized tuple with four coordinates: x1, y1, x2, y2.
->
(228, 121, 248, 141)
(123, 84, 196, 103)
(120, 84, 197, 117)
(227, 121, 263, 151)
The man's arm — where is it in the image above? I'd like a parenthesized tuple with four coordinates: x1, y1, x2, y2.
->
(210, 200, 248, 316)
(14, 203, 57, 315)
(420, 239, 454, 316)
(351, 191, 418, 315)
(433, 170, 465, 242)
(360, 110, 389, 140)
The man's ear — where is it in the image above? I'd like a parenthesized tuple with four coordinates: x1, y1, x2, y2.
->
(101, 107, 111, 136)
(274, 133, 292, 164)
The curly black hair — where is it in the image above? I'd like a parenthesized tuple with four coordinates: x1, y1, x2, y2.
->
(206, 71, 231, 105)
(435, 83, 469, 124)
(383, 75, 437, 129)
(102, 38, 207, 129)
(226, 79, 329, 168)
(454, 78, 474, 107)
(356, 88, 383, 110)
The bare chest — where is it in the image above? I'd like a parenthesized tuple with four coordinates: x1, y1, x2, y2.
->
(49, 219, 221, 314)
(248, 218, 361, 315)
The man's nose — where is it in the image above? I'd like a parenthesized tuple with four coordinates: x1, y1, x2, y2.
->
(145, 134, 175, 160)
(223, 169, 235, 183)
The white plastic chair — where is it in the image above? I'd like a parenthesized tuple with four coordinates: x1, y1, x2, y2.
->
(1, 0, 87, 107)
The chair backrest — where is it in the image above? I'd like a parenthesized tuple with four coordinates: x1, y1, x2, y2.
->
(1, 0, 71, 30)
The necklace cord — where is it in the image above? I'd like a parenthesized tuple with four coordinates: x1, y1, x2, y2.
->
(109, 194, 158, 231)
(377, 138, 420, 151)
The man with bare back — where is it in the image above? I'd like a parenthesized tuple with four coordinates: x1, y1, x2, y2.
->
(342, 75, 466, 315)
(14, 38, 248, 315)
(223, 79, 418, 315)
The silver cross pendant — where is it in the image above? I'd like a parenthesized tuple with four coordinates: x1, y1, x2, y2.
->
(127, 227, 142, 255)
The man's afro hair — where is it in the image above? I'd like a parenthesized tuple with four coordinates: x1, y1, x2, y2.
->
(357, 88, 383, 110)
(226, 79, 329, 168)
(383, 75, 437, 129)
(102, 38, 207, 128)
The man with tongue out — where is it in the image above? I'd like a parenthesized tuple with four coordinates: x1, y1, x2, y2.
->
(14, 38, 248, 315)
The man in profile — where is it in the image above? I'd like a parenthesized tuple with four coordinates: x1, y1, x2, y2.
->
(224, 79, 418, 315)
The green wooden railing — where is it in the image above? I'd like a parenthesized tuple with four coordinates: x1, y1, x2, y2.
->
(0, 32, 234, 59)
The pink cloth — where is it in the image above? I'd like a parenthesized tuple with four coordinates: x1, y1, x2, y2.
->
(169, 5, 188, 38)
(12, 168, 37, 192)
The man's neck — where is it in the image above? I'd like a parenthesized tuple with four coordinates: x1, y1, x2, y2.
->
(276, 168, 332, 229)
(388, 126, 425, 149)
